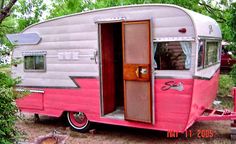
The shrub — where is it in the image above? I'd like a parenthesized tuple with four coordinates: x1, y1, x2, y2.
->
(0, 72, 19, 144)
(230, 64, 236, 85)
(218, 74, 234, 97)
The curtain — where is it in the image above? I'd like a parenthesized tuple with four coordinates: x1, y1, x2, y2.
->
(180, 42, 192, 69)
(153, 42, 158, 69)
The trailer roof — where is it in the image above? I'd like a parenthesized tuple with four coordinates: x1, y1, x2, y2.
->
(24, 4, 221, 39)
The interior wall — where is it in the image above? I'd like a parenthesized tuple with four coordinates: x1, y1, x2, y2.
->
(101, 23, 123, 115)
(101, 23, 116, 114)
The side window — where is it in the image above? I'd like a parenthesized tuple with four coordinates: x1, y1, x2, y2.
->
(24, 55, 46, 72)
(204, 42, 219, 66)
(154, 41, 192, 70)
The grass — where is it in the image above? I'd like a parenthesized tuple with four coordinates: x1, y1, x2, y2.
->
(215, 96, 234, 110)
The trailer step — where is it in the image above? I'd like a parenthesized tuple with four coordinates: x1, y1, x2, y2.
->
(197, 108, 235, 121)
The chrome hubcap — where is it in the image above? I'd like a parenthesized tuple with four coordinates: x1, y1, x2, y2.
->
(73, 112, 86, 123)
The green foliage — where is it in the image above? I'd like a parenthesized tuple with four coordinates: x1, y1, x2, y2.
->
(227, 3, 236, 49)
(0, 72, 19, 143)
(230, 64, 236, 85)
(48, 0, 94, 18)
(218, 74, 234, 96)
(13, 0, 47, 32)
(47, 0, 202, 18)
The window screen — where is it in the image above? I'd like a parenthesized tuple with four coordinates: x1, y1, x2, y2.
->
(24, 55, 45, 71)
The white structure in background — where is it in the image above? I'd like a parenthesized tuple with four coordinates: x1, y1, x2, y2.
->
(0, 45, 11, 64)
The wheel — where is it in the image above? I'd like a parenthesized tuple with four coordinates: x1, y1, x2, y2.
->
(66, 111, 90, 132)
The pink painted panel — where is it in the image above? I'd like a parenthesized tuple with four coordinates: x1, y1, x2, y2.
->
(16, 77, 194, 132)
(186, 70, 220, 129)
(154, 79, 193, 132)
(16, 93, 43, 110)
(16, 78, 100, 119)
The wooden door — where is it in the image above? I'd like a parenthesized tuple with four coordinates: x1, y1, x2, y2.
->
(122, 20, 152, 123)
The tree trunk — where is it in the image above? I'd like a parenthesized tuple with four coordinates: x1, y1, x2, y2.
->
(0, 0, 17, 23)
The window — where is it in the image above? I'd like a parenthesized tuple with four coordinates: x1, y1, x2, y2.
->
(197, 40, 205, 68)
(154, 41, 192, 70)
(24, 55, 46, 71)
(197, 40, 220, 69)
(205, 42, 219, 66)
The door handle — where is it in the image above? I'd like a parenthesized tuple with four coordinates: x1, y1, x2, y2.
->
(136, 67, 140, 78)
(135, 67, 148, 78)
(140, 68, 148, 74)
(90, 50, 98, 64)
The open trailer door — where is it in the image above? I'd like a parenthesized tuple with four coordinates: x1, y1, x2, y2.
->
(122, 20, 152, 123)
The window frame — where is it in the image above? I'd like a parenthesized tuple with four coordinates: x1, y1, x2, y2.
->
(23, 54, 46, 72)
(197, 39, 221, 70)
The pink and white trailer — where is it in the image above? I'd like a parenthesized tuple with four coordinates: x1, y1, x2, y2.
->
(7, 4, 231, 133)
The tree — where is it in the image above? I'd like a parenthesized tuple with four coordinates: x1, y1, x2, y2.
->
(227, 3, 236, 49)
(13, 0, 47, 32)
(0, 0, 17, 23)
(0, 1, 19, 144)
(48, 0, 93, 19)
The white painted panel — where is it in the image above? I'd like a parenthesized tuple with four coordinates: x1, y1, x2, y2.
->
(28, 24, 97, 35)
(41, 32, 97, 42)
(19, 40, 98, 50)
(153, 26, 194, 38)
(46, 64, 98, 72)
(19, 78, 77, 87)
(20, 71, 98, 79)
(154, 70, 192, 79)
(17, 48, 96, 55)
(153, 16, 192, 28)
(195, 64, 220, 79)
(13, 5, 221, 87)
(47, 58, 97, 64)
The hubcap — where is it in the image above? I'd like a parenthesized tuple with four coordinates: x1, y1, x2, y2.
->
(69, 112, 88, 128)
(73, 112, 86, 123)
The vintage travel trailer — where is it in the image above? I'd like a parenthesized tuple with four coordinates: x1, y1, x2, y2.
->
(7, 4, 224, 133)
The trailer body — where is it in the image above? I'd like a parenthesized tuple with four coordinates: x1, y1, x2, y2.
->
(9, 4, 222, 132)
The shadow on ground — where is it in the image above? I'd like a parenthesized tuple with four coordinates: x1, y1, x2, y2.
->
(16, 113, 234, 144)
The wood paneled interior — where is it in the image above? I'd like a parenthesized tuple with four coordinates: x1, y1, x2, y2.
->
(100, 23, 123, 115)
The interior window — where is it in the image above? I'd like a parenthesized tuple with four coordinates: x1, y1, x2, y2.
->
(24, 55, 45, 71)
(198, 40, 205, 68)
(154, 41, 192, 70)
(204, 42, 219, 66)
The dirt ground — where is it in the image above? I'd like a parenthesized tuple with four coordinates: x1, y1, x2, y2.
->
(16, 112, 236, 144)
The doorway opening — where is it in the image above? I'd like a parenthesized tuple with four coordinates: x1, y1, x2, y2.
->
(100, 22, 124, 119)
(100, 20, 153, 123)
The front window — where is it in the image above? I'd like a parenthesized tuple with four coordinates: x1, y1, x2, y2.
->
(197, 40, 220, 69)
(204, 42, 219, 66)
(24, 55, 46, 71)
(154, 41, 192, 70)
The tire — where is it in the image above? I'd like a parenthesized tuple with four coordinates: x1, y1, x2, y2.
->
(66, 111, 90, 132)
